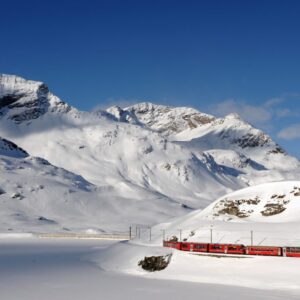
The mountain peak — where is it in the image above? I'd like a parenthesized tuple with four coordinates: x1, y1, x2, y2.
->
(0, 74, 48, 99)
(224, 112, 243, 121)
(0, 74, 73, 124)
(125, 102, 215, 135)
(106, 105, 139, 123)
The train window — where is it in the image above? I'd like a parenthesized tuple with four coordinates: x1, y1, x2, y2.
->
(194, 244, 206, 249)
(250, 247, 277, 252)
(287, 247, 300, 253)
(228, 246, 237, 250)
(212, 245, 222, 249)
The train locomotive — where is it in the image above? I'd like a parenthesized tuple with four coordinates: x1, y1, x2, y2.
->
(163, 241, 300, 257)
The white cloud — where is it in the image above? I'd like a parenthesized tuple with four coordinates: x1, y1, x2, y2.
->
(209, 99, 272, 125)
(276, 108, 292, 118)
(209, 97, 298, 129)
(264, 98, 284, 108)
(91, 98, 141, 111)
(278, 124, 300, 140)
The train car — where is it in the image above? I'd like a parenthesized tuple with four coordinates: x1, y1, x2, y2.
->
(283, 247, 300, 257)
(208, 244, 245, 254)
(225, 244, 246, 255)
(163, 241, 181, 250)
(180, 242, 209, 253)
(246, 246, 282, 256)
(180, 242, 192, 251)
(190, 243, 209, 253)
(208, 243, 227, 254)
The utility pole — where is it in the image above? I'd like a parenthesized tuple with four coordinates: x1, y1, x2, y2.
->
(210, 226, 213, 243)
(251, 230, 253, 246)
(129, 226, 132, 240)
(149, 227, 152, 242)
(178, 229, 182, 242)
(138, 227, 141, 239)
(135, 226, 138, 238)
(161, 229, 165, 241)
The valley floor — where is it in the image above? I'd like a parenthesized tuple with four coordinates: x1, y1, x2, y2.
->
(0, 238, 299, 300)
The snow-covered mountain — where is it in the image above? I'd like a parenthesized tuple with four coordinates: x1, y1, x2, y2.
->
(122, 103, 300, 185)
(0, 74, 299, 232)
(0, 135, 190, 233)
(171, 113, 300, 179)
(0, 74, 244, 208)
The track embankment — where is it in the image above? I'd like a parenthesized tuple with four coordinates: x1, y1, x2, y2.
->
(35, 232, 131, 240)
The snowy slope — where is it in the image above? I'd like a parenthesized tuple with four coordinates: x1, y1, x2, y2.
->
(0, 136, 191, 233)
(200, 181, 300, 222)
(0, 137, 28, 158)
(0, 74, 300, 232)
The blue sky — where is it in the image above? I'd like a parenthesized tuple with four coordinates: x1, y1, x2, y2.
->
(1, 0, 300, 158)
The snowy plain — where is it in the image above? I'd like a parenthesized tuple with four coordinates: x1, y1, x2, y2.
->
(0, 237, 299, 300)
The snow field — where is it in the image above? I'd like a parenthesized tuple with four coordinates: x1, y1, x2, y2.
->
(0, 237, 298, 300)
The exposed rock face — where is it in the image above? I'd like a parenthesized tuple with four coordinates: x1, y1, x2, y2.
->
(212, 191, 293, 219)
(138, 254, 172, 272)
(123, 102, 215, 135)
(0, 74, 73, 124)
(106, 105, 139, 124)
(233, 133, 272, 149)
(213, 197, 261, 218)
(261, 204, 286, 216)
(169, 236, 178, 242)
(0, 137, 28, 158)
(0, 94, 25, 109)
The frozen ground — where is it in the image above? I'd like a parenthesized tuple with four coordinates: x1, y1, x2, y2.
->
(0, 238, 299, 300)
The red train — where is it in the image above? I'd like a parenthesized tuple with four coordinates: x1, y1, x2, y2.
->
(163, 241, 300, 258)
